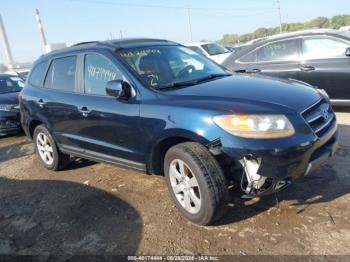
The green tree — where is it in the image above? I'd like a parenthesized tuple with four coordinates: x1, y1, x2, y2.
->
(218, 14, 350, 44)
(331, 15, 350, 28)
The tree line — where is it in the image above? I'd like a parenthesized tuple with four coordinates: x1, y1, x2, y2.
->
(219, 14, 350, 45)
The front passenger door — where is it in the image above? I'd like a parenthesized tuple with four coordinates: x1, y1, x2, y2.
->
(75, 52, 143, 165)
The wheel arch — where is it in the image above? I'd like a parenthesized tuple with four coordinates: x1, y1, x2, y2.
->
(28, 119, 44, 139)
(146, 130, 210, 175)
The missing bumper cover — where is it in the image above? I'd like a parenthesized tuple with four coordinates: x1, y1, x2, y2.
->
(239, 155, 291, 197)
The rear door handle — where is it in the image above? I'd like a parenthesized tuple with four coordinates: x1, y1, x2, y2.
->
(300, 65, 315, 72)
(79, 106, 91, 117)
(38, 99, 45, 108)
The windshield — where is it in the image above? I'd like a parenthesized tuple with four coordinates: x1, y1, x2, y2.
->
(201, 43, 230, 56)
(0, 76, 24, 94)
(119, 45, 228, 90)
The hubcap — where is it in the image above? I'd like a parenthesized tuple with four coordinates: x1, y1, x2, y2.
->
(36, 132, 54, 165)
(169, 159, 201, 214)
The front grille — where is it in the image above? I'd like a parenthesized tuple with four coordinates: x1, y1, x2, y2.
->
(302, 99, 335, 137)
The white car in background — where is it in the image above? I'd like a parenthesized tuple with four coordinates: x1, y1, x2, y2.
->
(185, 42, 232, 64)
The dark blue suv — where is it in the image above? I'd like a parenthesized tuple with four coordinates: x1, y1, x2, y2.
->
(20, 39, 338, 225)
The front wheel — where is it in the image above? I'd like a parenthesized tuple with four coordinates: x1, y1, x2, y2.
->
(164, 142, 229, 225)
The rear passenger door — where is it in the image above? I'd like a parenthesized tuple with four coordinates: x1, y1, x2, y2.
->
(298, 36, 350, 100)
(74, 52, 143, 167)
(41, 55, 84, 148)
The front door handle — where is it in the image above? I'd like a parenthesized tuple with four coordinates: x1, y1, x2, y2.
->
(79, 106, 91, 117)
(300, 65, 315, 72)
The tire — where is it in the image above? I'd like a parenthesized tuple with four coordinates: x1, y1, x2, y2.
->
(164, 142, 229, 225)
(33, 125, 70, 171)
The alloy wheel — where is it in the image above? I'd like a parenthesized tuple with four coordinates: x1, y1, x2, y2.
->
(169, 159, 201, 214)
(36, 132, 54, 166)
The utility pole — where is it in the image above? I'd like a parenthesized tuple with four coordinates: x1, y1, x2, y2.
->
(35, 9, 48, 53)
(276, 0, 283, 33)
(0, 14, 14, 67)
(187, 8, 193, 42)
(187, 0, 193, 42)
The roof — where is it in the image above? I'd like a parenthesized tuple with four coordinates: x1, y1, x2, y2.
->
(32, 38, 180, 64)
(185, 42, 216, 46)
(45, 38, 178, 56)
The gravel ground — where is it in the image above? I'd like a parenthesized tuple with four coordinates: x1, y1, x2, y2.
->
(0, 112, 349, 256)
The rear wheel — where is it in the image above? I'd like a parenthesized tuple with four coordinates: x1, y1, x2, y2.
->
(34, 125, 70, 171)
(164, 142, 228, 225)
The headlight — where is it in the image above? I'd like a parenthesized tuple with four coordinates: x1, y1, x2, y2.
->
(213, 114, 295, 139)
(0, 104, 16, 112)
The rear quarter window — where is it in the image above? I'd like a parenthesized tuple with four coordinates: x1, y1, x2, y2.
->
(28, 61, 48, 87)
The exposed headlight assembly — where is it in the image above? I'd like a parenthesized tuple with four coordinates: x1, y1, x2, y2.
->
(213, 114, 295, 139)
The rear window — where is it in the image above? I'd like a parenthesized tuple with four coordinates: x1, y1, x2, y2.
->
(29, 61, 47, 87)
(44, 56, 77, 92)
(201, 43, 229, 56)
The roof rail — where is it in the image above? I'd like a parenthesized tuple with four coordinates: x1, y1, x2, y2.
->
(71, 41, 99, 47)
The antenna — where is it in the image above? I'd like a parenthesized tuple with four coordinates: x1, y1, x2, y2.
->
(35, 9, 48, 53)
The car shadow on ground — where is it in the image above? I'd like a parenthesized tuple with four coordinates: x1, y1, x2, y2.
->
(215, 123, 350, 226)
(0, 177, 142, 256)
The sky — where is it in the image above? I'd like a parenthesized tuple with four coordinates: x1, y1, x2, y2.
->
(0, 0, 349, 64)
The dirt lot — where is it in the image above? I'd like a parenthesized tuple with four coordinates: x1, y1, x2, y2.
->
(0, 112, 350, 256)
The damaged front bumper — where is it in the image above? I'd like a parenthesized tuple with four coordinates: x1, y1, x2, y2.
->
(218, 119, 339, 197)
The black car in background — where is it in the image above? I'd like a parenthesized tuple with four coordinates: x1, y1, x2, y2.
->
(222, 29, 350, 106)
(0, 74, 24, 135)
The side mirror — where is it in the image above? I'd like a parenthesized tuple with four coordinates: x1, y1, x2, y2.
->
(346, 48, 350, 57)
(105, 80, 133, 99)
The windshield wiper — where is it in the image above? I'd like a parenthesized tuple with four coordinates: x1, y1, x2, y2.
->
(156, 73, 231, 90)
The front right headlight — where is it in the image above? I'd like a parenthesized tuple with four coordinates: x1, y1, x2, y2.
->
(213, 114, 295, 139)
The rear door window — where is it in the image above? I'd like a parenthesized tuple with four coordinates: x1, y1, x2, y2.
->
(44, 56, 77, 92)
(302, 37, 349, 60)
(257, 39, 299, 63)
(29, 61, 47, 87)
(84, 53, 124, 96)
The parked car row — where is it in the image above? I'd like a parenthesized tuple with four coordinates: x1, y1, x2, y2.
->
(222, 29, 350, 106)
(0, 74, 23, 135)
(186, 42, 232, 64)
(19, 38, 338, 225)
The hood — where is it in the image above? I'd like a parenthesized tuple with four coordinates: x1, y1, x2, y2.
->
(0, 91, 19, 104)
(165, 74, 321, 113)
